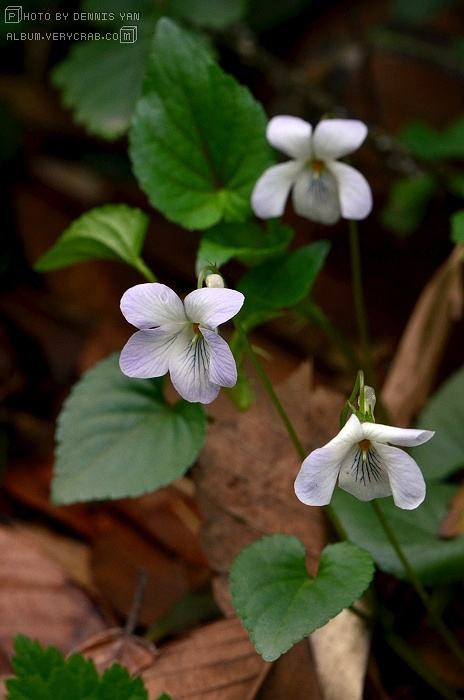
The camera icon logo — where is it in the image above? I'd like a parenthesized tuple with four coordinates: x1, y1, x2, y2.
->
(119, 26, 137, 43)
(5, 5, 22, 22)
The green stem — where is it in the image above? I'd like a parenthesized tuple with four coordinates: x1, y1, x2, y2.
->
(372, 500, 464, 667)
(301, 301, 360, 371)
(348, 220, 374, 384)
(385, 633, 462, 700)
(237, 320, 464, 689)
(135, 258, 157, 282)
(236, 325, 306, 460)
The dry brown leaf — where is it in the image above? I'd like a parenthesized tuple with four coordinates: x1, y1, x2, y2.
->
(439, 486, 464, 538)
(91, 521, 210, 627)
(195, 362, 339, 575)
(76, 627, 158, 674)
(193, 361, 373, 698)
(255, 639, 323, 699)
(141, 618, 267, 699)
(382, 244, 464, 425)
(0, 526, 106, 661)
(310, 608, 371, 700)
(14, 523, 95, 593)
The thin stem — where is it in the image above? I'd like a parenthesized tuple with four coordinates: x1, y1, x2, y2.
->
(348, 220, 374, 383)
(385, 633, 462, 700)
(236, 325, 306, 460)
(348, 606, 462, 699)
(298, 301, 360, 371)
(372, 500, 464, 667)
(237, 321, 464, 688)
(135, 258, 157, 282)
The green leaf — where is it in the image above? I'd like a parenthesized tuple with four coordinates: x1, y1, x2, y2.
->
(451, 210, 464, 243)
(381, 174, 437, 236)
(170, 0, 246, 29)
(238, 241, 330, 330)
(390, 0, 455, 23)
(196, 221, 293, 274)
(35, 205, 151, 275)
(52, 355, 207, 504)
(230, 535, 374, 662)
(332, 485, 464, 585)
(129, 18, 272, 230)
(6, 635, 148, 699)
(413, 365, 464, 481)
(52, 28, 153, 140)
(399, 117, 464, 161)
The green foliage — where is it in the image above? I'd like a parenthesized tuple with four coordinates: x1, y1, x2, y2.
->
(35, 205, 151, 276)
(196, 221, 293, 273)
(451, 210, 464, 243)
(399, 117, 464, 161)
(230, 535, 374, 661)
(414, 365, 464, 480)
(238, 241, 330, 330)
(332, 485, 464, 585)
(130, 18, 272, 230)
(382, 174, 437, 236)
(225, 332, 255, 411)
(390, 0, 456, 23)
(6, 635, 148, 699)
(52, 355, 206, 504)
(52, 34, 152, 140)
(169, 0, 246, 29)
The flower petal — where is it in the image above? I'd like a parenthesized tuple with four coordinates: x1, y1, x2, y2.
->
(184, 288, 244, 328)
(375, 443, 426, 510)
(169, 328, 219, 404)
(338, 445, 392, 501)
(292, 168, 341, 224)
(312, 119, 368, 160)
(294, 446, 341, 506)
(252, 161, 303, 219)
(327, 161, 373, 220)
(119, 328, 179, 378)
(323, 413, 364, 451)
(294, 414, 363, 506)
(120, 283, 186, 329)
(361, 422, 435, 447)
(267, 115, 312, 159)
(200, 327, 237, 388)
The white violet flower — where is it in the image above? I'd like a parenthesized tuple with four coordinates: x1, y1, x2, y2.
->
(294, 414, 434, 510)
(252, 116, 373, 224)
(119, 283, 244, 404)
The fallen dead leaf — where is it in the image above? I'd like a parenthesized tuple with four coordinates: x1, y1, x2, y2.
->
(91, 520, 210, 627)
(14, 523, 95, 593)
(255, 639, 323, 699)
(141, 618, 267, 699)
(195, 362, 337, 575)
(382, 244, 464, 426)
(311, 608, 371, 700)
(194, 360, 373, 699)
(76, 627, 157, 674)
(0, 526, 106, 662)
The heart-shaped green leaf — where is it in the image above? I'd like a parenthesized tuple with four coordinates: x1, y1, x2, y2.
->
(35, 204, 151, 276)
(230, 535, 375, 662)
(52, 355, 206, 504)
(333, 484, 464, 585)
(129, 18, 272, 230)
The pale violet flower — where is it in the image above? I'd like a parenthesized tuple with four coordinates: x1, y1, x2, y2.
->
(294, 414, 434, 510)
(252, 116, 372, 224)
(119, 283, 244, 404)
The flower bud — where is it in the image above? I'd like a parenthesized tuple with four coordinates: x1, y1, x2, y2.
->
(205, 273, 225, 288)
